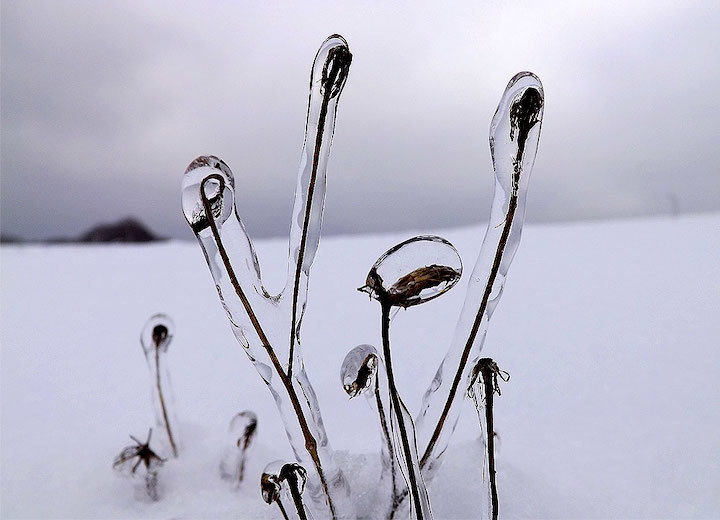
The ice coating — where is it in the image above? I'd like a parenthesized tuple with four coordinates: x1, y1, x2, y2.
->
(468, 359, 510, 520)
(286, 34, 351, 379)
(140, 313, 174, 355)
(415, 72, 544, 481)
(140, 314, 178, 458)
(341, 345, 403, 517)
(341, 344, 378, 398)
(182, 35, 353, 519)
(379, 304, 433, 520)
(220, 411, 258, 485)
(359, 235, 462, 308)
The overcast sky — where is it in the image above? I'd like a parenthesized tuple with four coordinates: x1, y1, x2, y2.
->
(2, 0, 719, 241)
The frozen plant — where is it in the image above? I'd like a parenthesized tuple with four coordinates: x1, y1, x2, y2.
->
(140, 313, 178, 458)
(261, 461, 311, 520)
(182, 35, 352, 518)
(113, 428, 166, 501)
(414, 72, 544, 485)
(182, 29, 544, 519)
(358, 235, 463, 520)
(340, 344, 401, 517)
(468, 358, 510, 520)
(220, 410, 258, 486)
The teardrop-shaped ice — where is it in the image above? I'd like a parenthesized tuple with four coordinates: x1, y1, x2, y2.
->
(340, 344, 378, 398)
(220, 411, 258, 484)
(489, 72, 544, 197)
(140, 313, 174, 355)
(181, 156, 235, 235)
(260, 461, 284, 505)
(359, 235, 462, 308)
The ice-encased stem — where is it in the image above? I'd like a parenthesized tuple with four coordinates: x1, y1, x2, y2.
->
(382, 303, 432, 520)
(471, 359, 505, 520)
(140, 315, 178, 458)
(341, 345, 404, 517)
(415, 72, 544, 479)
(181, 35, 352, 519)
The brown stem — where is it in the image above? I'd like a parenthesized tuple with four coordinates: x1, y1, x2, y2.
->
(286, 476, 309, 520)
(479, 363, 498, 520)
(288, 51, 344, 380)
(155, 346, 178, 457)
(200, 176, 336, 519)
(419, 191, 518, 470)
(276, 497, 291, 520)
(382, 302, 425, 520)
(376, 374, 401, 518)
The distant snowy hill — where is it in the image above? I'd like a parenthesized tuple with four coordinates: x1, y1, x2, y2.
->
(2, 214, 719, 518)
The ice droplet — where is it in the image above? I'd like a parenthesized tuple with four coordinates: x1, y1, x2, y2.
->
(140, 313, 174, 355)
(340, 344, 378, 398)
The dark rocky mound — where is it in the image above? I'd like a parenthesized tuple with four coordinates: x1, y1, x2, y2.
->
(80, 218, 160, 243)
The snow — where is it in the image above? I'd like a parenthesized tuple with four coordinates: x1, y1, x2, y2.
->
(2, 213, 719, 518)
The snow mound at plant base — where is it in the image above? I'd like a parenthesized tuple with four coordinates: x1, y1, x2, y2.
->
(2, 214, 719, 518)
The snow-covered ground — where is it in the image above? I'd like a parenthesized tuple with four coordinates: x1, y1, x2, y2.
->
(2, 214, 719, 519)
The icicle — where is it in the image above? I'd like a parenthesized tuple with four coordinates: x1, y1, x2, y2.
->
(220, 410, 258, 486)
(181, 35, 354, 519)
(415, 72, 544, 481)
(140, 314, 178, 458)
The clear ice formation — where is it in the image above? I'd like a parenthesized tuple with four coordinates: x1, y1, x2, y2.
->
(359, 236, 463, 520)
(359, 236, 463, 308)
(414, 72, 544, 481)
(182, 28, 543, 517)
(140, 313, 178, 458)
(220, 411, 258, 486)
(341, 345, 403, 517)
(182, 35, 352, 519)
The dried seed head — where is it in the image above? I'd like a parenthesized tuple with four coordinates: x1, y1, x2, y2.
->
(319, 36, 352, 99)
(340, 344, 379, 398)
(230, 410, 258, 450)
(260, 461, 285, 505)
(359, 235, 462, 308)
(141, 313, 174, 355)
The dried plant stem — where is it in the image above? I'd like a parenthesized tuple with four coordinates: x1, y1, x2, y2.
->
(478, 362, 499, 520)
(201, 176, 337, 519)
(154, 347, 178, 458)
(420, 188, 518, 471)
(286, 476, 309, 520)
(276, 498, 291, 520)
(288, 49, 344, 380)
(382, 303, 425, 520)
(376, 381, 401, 517)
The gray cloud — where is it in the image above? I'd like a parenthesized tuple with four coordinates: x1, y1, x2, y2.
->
(2, 0, 719, 241)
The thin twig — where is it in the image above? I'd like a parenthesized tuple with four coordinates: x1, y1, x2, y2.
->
(382, 302, 425, 519)
(155, 346, 178, 457)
